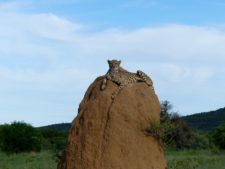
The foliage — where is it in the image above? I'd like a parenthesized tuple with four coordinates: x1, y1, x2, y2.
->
(0, 125, 3, 148)
(167, 118, 200, 149)
(145, 120, 161, 139)
(160, 121, 177, 146)
(0, 121, 42, 153)
(160, 100, 173, 123)
(39, 123, 71, 133)
(39, 128, 67, 150)
(38, 128, 67, 161)
(40, 128, 68, 139)
(183, 107, 225, 132)
(146, 100, 211, 150)
(210, 122, 225, 149)
(189, 132, 210, 150)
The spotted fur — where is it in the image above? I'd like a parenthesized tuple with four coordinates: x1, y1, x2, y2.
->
(101, 60, 154, 100)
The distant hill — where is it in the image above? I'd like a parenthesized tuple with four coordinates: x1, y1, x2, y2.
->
(38, 107, 225, 133)
(183, 107, 225, 132)
(38, 123, 71, 133)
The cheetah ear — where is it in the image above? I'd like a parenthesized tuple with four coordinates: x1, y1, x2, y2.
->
(118, 60, 121, 65)
(107, 60, 111, 64)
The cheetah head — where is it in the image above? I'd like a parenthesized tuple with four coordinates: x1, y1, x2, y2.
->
(107, 60, 121, 70)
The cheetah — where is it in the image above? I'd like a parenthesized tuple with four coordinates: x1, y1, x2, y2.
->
(101, 59, 154, 100)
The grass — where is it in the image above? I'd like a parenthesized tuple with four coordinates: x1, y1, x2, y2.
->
(0, 151, 57, 169)
(0, 149, 225, 169)
(165, 149, 225, 169)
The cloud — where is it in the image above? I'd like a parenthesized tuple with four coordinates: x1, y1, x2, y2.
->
(0, 1, 24, 11)
(80, 25, 225, 62)
(0, 67, 92, 92)
(1, 4, 225, 125)
(0, 12, 81, 41)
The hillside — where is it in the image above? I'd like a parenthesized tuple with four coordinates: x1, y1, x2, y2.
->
(183, 107, 225, 132)
(38, 123, 71, 133)
(38, 107, 225, 133)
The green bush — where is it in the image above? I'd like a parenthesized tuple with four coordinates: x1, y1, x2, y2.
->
(189, 132, 210, 149)
(145, 120, 161, 139)
(162, 118, 210, 150)
(0, 121, 42, 153)
(0, 125, 3, 149)
(146, 100, 211, 150)
(160, 121, 177, 145)
(210, 122, 225, 149)
(39, 129, 67, 151)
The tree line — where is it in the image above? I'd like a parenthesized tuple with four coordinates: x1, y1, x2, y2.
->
(0, 100, 225, 154)
(183, 107, 225, 132)
(0, 122, 67, 155)
(146, 100, 225, 150)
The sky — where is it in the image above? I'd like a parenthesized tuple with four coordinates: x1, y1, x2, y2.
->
(0, 0, 225, 127)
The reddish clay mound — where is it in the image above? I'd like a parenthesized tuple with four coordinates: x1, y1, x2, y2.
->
(58, 76, 166, 169)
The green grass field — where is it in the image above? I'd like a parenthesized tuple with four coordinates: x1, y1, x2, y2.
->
(166, 150, 225, 169)
(0, 150, 225, 169)
(0, 151, 57, 169)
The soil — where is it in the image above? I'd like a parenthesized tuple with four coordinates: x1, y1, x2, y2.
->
(58, 76, 166, 169)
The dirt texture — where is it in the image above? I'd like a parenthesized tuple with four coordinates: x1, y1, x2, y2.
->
(57, 76, 166, 169)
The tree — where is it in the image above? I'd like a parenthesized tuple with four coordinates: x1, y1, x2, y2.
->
(0, 125, 3, 148)
(155, 100, 210, 150)
(0, 121, 42, 153)
(210, 122, 225, 149)
(40, 128, 67, 151)
(160, 100, 173, 123)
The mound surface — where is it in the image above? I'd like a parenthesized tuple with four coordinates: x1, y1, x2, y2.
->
(58, 76, 166, 169)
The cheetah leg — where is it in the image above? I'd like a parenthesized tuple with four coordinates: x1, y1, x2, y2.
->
(137, 70, 152, 86)
(101, 73, 112, 90)
(111, 85, 125, 100)
(101, 78, 107, 90)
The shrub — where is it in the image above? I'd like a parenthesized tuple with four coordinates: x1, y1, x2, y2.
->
(39, 129, 67, 151)
(145, 120, 161, 139)
(146, 100, 211, 150)
(162, 117, 210, 150)
(210, 122, 225, 149)
(0, 121, 42, 153)
(0, 125, 3, 148)
(189, 132, 210, 149)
